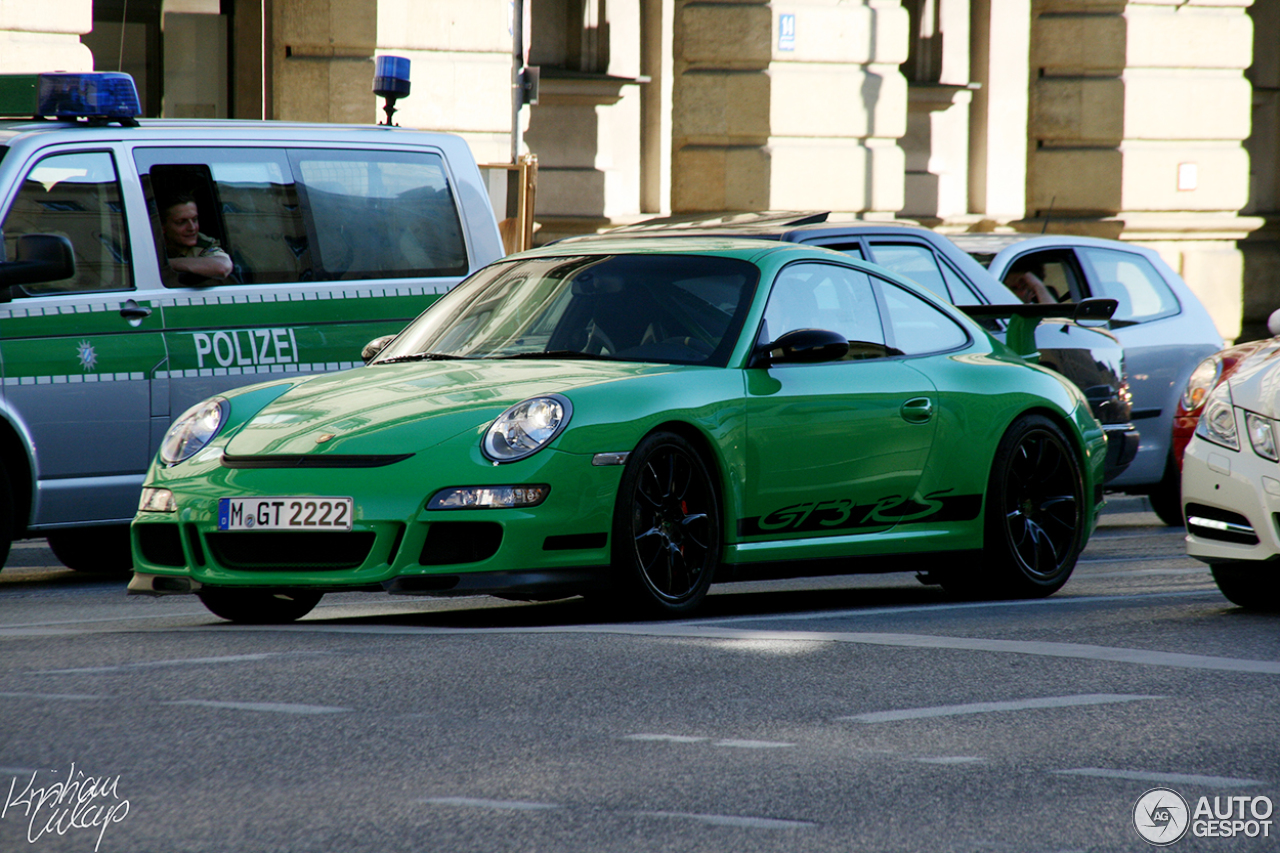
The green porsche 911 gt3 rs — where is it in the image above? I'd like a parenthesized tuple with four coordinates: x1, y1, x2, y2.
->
(129, 238, 1109, 622)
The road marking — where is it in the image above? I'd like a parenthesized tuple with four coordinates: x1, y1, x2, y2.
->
(420, 797, 560, 811)
(693, 590, 1214, 626)
(624, 734, 709, 744)
(1053, 768, 1267, 788)
(32, 652, 322, 674)
(637, 810, 815, 830)
(839, 693, 1163, 723)
(0, 691, 105, 701)
(914, 756, 985, 765)
(162, 699, 349, 715)
(713, 739, 793, 749)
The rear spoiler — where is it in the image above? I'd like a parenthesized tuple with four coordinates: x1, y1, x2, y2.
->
(959, 297, 1118, 360)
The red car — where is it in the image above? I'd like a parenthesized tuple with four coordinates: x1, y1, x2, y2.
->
(1174, 310, 1280, 474)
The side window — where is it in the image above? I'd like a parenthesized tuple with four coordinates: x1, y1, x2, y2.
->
(867, 242, 952, 302)
(1002, 250, 1081, 303)
(878, 279, 969, 355)
(1078, 247, 1180, 324)
(290, 148, 468, 280)
(763, 263, 888, 359)
(1, 151, 132, 294)
(136, 148, 303, 285)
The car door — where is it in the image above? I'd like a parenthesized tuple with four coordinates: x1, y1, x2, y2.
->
(741, 262, 939, 551)
(0, 147, 168, 525)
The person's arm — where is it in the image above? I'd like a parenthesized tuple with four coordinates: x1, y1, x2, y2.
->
(169, 248, 233, 281)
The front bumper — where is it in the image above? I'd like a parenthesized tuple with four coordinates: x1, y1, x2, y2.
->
(1182, 435, 1280, 567)
(130, 445, 624, 596)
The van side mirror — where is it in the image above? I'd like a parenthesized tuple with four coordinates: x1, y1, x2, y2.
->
(0, 234, 76, 297)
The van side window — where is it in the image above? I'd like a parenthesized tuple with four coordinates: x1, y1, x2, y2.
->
(2, 151, 132, 295)
(135, 147, 468, 285)
(290, 148, 468, 280)
(136, 148, 303, 285)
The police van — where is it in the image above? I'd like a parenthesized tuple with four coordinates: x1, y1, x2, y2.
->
(0, 72, 504, 572)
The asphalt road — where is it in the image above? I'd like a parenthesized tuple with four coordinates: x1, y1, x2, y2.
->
(1, 497, 1276, 853)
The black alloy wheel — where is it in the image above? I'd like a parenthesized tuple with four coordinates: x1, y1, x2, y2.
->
(944, 414, 1085, 599)
(611, 431, 721, 616)
(991, 415, 1085, 595)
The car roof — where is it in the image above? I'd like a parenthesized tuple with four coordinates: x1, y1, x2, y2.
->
(518, 234, 843, 261)
(0, 118, 467, 148)
(563, 211, 942, 243)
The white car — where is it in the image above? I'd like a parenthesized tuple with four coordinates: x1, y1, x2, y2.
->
(1182, 351, 1280, 610)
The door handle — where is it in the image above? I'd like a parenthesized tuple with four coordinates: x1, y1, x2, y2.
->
(900, 396, 933, 424)
(119, 299, 152, 321)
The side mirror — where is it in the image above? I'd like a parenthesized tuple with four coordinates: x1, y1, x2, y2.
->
(0, 234, 76, 297)
(755, 328, 849, 366)
(361, 333, 398, 364)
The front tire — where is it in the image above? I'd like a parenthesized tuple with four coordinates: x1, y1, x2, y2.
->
(608, 431, 721, 617)
(945, 414, 1085, 599)
(1211, 564, 1280, 611)
(198, 589, 323, 624)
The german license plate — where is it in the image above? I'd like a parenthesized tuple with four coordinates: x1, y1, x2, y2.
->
(218, 497, 353, 531)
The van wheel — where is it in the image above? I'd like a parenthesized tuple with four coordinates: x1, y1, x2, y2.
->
(198, 589, 323, 624)
(0, 462, 13, 570)
(47, 525, 134, 574)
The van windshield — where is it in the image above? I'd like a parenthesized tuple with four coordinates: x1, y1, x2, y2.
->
(375, 254, 760, 368)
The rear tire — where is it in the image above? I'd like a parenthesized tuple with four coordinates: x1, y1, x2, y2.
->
(606, 431, 721, 617)
(197, 589, 323, 624)
(943, 414, 1085, 599)
(1211, 564, 1280, 612)
(48, 525, 134, 574)
(1147, 458, 1184, 527)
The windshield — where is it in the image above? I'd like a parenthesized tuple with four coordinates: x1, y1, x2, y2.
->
(375, 253, 760, 367)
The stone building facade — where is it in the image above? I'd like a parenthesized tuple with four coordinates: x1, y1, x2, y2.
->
(3, 0, 1276, 340)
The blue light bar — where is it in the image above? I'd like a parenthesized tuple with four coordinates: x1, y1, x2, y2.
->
(36, 72, 141, 120)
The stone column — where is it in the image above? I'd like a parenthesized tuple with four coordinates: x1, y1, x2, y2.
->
(1029, 0, 1258, 340)
(0, 2, 94, 73)
(272, 0, 378, 125)
(671, 0, 910, 215)
(374, 0, 513, 164)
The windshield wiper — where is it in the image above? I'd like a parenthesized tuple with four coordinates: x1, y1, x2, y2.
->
(377, 352, 470, 364)
(490, 350, 608, 360)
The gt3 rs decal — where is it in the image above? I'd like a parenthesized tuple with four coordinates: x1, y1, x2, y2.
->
(738, 490, 982, 537)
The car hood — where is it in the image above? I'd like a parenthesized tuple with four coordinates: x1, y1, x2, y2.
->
(222, 359, 684, 458)
(1224, 343, 1280, 417)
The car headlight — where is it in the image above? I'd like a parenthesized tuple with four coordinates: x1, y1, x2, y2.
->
(482, 395, 572, 463)
(1181, 356, 1222, 412)
(160, 398, 229, 465)
(1194, 383, 1238, 451)
(1245, 411, 1279, 462)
